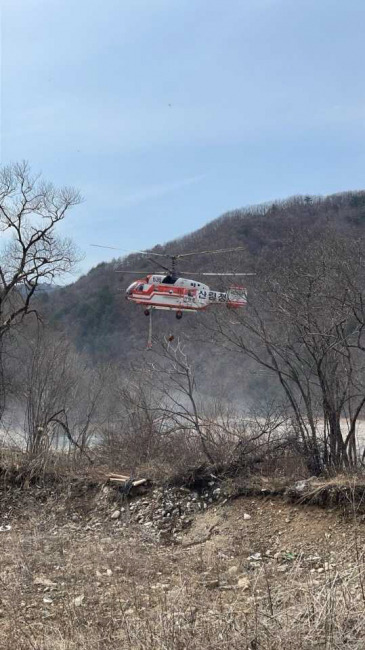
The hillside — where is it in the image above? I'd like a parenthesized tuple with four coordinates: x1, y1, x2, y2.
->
(39, 191, 365, 397)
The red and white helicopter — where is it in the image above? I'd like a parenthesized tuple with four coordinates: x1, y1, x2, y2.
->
(91, 245, 254, 346)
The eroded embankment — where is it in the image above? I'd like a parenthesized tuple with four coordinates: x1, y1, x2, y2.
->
(1, 469, 365, 649)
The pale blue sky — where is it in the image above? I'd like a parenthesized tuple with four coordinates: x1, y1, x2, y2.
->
(1, 0, 365, 275)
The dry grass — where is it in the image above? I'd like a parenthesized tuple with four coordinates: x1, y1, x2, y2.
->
(1, 482, 365, 649)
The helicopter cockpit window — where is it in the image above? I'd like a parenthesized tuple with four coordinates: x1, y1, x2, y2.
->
(162, 275, 176, 284)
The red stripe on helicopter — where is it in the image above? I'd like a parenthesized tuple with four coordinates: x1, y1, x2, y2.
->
(132, 300, 207, 311)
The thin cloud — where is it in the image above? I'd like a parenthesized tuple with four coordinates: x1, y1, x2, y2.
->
(116, 174, 207, 208)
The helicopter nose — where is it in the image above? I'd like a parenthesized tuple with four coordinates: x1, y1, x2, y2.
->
(126, 281, 137, 295)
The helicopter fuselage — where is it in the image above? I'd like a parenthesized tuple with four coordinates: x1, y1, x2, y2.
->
(125, 274, 247, 313)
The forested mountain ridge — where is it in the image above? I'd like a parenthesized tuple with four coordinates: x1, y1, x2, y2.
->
(40, 191, 365, 366)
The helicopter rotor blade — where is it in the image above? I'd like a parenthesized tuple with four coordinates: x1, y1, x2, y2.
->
(115, 270, 157, 274)
(181, 272, 256, 276)
(114, 270, 255, 276)
(177, 247, 246, 259)
(90, 244, 168, 257)
(91, 244, 125, 251)
(91, 244, 246, 259)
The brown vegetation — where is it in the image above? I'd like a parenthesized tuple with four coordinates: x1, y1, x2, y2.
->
(1, 472, 365, 649)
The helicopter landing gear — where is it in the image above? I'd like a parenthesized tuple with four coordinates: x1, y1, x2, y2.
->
(144, 309, 150, 316)
(176, 310, 183, 320)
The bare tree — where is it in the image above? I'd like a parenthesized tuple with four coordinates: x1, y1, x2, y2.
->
(0, 161, 81, 339)
(212, 229, 365, 472)
(99, 376, 178, 471)
(10, 328, 107, 465)
(142, 339, 217, 463)
(118, 339, 290, 471)
(97, 344, 215, 471)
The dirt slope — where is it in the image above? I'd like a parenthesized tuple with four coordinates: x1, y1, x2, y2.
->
(1, 485, 365, 649)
